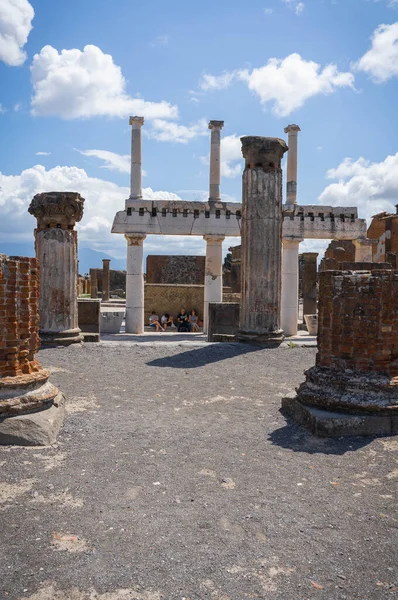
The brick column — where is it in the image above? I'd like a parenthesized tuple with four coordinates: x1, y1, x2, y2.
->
(302, 252, 318, 316)
(90, 269, 98, 298)
(0, 255, 62, 444)
(29, 192, 85, 346)
(102, 259, 111, 302)
(237, 136, 288, 346)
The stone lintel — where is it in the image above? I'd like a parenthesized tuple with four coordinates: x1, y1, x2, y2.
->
(29, 192, 84, 230)
(241, 136, 288, 169)
(284, 124, 301, 134)
(129, 116, 145, 127)
(208, 120, 224, 130)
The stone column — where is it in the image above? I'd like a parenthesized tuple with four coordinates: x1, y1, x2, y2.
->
(237, 136, 288, 345)
(102, 259, 111, 302)
(90, 269, 98, 298)
(281, 238, 302, 336)
(125, 233, 146, 334)
(284, 124, 300, 205)
(129, 116, 144, 199)
(302, 252, 318, 316)
(0, 255, 63, 445)
(203, 234, 225, 333)
(208, 120, 224, 202)
(353, 238, 373, 263)
(29, 192, 84, 346)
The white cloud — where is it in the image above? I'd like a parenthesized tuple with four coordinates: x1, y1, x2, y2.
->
(318, 153, 398, 223)
(77, 149, 131, 174)
(199, 53, 354, 116)
(201, 134, 243, 178)
(35, 151, 50, 156)
(0, 0, 34, 66)
(354, 22, 398, 82)
(146, 118, 208, 143)
(282, 0, 305, 15)
(13, 102, 22, 111)
(0, 164, 181, 256)
(199, 72, 236, 91)
(30, 45, 179, 120)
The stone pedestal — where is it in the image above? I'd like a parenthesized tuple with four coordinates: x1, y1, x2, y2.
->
(283, 269, 398, 436)
(125, 233, 146, 334)
(354, 238, 373, 262)
(102, 259, 111, 302)
(129, 116, 144, 199)
(302, 252, 318, 316)
(237, 136, 288, 346)
(29, 192, 85, 346)
(90, 269, 98, 298)
(208, 120, 224, 202)
(281, 238, 302, 336)
(0, 255, 63, 446)
(204, 235, 225, 333)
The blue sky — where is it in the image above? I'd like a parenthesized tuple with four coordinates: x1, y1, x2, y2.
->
(1, 0, 398, 261)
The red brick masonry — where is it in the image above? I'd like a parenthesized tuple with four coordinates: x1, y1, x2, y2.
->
(317, 269, 398, 378)
(0, 255, 41, 378)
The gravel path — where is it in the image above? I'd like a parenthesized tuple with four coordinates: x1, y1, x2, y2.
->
(0, 342, 397, 600)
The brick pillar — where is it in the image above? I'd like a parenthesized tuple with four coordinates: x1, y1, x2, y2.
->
(102, 259, 111, 302)
(90, 269, 98, 298)
(29, 192, 85, 346)
(0, 255, 61, 431)
(284, 269, 398, 436)
(302, 252, 318, 316)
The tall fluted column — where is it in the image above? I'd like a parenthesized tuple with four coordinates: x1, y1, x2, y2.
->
(29, 192, 85, 346)
(208, 120, 224, 202)
(281, 238, 302, 336)
(284, 124, 300, 205)
(237, 136, 288, 346)
(129, 116, 144, 199)
(90, 269, 98, 298)
(353, 238, 373, 263)
(204, 234, 225, 333)
(102, 259, 111, 302)
(125, 234, 146, 334)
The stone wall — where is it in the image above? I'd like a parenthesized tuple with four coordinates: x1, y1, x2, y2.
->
(144, 284, 204, 323)
(146, 256, 205, 285)
(0, 255, 41, 377)
(319, 240, 355, 271)
(91, 269, 126, 294)
(317, 269, 398, 377)
(368, 210, 398, 268)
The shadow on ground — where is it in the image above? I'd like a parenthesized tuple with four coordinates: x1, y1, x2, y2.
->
(146, 342, 264, 368)
(269, 415, 377, 455)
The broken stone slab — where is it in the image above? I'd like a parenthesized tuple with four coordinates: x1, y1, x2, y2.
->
(0, 392, 65, 446)
(281, 395, 398, 437)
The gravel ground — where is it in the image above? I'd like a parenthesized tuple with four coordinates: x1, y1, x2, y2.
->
(0, 342, 397, 600)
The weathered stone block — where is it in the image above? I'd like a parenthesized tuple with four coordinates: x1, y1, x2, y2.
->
(208, 303, 240, 342)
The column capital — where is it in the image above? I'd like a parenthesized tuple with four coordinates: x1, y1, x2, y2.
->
(282, 237, 303, 246)
(241, 136, 288, 169)
(102, 258, 111, 264)
(353, 237, 374, 248)
(129, 116, 145, 128)
(208, 120, 224, 131)
(125, 233, 146, 246)
(203, 234, 225, 244)
(284, 124, 301, 135)
(29, 191, 85, 231)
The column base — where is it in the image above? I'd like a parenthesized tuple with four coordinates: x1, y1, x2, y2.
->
(0, 369, 60, 418)
(40, 328, 84, 346)
(236, 329, 285, 347)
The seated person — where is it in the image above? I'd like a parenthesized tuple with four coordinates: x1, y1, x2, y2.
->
(189, 309, 199, 332)
(161, 313, 174, 330)
(149, 310, 164, 332)
(176, 308, 190, 332)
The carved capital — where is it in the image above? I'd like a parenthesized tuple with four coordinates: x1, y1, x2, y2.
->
(284, 124, 301, 135)
(241, 136, 288, 170)
(204, 234, 225, 244)
(208, 120, 224, 131)
(29, 192, 84, 230)
(125, 233, 146, 246)
(129, 116, 145, 128)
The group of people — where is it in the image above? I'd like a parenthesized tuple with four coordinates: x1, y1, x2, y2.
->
(149, 308, 200, 333)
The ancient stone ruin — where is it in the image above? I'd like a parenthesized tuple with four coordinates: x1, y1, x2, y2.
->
(0, 255, 63, 445)
(283, 267, 398, 436)
(29, 191, 85, 346)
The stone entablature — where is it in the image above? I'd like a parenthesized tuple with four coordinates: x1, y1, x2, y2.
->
(112, 200, 367, 240)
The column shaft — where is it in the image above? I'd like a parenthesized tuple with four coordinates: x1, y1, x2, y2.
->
(238, 136, 288, 345)
(301, 252, 318, 316)
(102, 259, 111, 302)
(125, 234, 146, 334)
(284, 124, 301, 205)
(204, 235, 225, 332)
(90, 269, 98, 298)
(129, 116, 144, 199)
(208, 120, 224, 201)
(281, 239, 301, 336)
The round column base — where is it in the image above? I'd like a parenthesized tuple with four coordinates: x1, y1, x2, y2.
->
(0, 369, 59, 418)
(297, 366, 398, 414)
(237, 329, 285, 347)
(40, 328, 84, 346)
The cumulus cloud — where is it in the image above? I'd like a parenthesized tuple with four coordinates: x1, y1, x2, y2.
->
(146, 118, 208, 143)
(200, 134, 243, 178)
(0, 164, 180, 256)
(318, 153, 398, 223)
(30, 45, 178, 120)
(0, 0, 34, 66)
(199, 53, 354, 116)
(354, 22, 398, 82)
